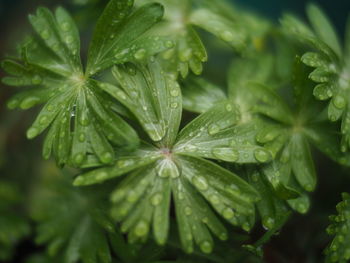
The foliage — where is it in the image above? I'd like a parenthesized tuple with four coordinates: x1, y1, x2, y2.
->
(1, 0, 350, 262)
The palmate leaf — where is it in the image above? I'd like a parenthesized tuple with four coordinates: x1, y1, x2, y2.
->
(135, 0, 207, 78)
(0, 181, 30, 261)
(107, 156, 259, 254)
(31, 174, 118, 263)
(98, 58, 182, 145)
(281, 4, 350, 152)
(74, 76, 260, 253)
(190, 0, 271, 54)
(182, 77, 226, 114)
(86, 0, 172, 75)
(325, 193, 350, 263)
(2, 1, 173, 167)
(174, 102, 272, 164)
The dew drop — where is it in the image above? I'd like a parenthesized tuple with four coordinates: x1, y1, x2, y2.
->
(170, 102, 178, 109)
(65, 36, 74, 44)
(208, 124, 220, 135)
(200, 241, 213, 254)
(117, 159, 134, 168)
(225, 103, 233, 112)
(39, 116, 48, 125)
(220, 31, 234, 42)
(192, 176, 209, 191)
(78, 133, 86, 142)
(40, 29, 51, 40)
(134, 220, 149, 237)
(209, 194, 220, 205)
(222, 207, 235, 219)
(150, 193, 163, 206)
(184, 206, 192, 216)
(333, 95, 346, 109)
(170, 88, 180, 97)
(101, 152, 113, 163)
(74, 153, 84, 164)
(262, 217, 275, 230)
(212, 148, 239, 162)
(32, 75, 42, 85)
(134, 49, 146, 60)
(219, 232, 228, 241)
(184, 144, 198, 152)
(165, 40, 174, 48)
(254, 148, 271, 163)
(60, 21, 71, 31)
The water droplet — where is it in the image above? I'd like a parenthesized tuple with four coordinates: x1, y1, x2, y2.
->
(254, 148, 271, 163)
(184, 144, 198, 152)
(39, 116, 48, 125)
(220, 31, 234, 42)
(219, 232, 228, 240)
(333, 95, 346, 109)
(74, 153, 84, 164)
(127, 190, 138, 203)
(192, 176, 209, 191)
(117, 159, 135, 168)
(170, 88, 180, 97)
(134, 220, 149, 237)
(79, 116, 90, 126)
(65, 36, 74, 44)
(165, 40, 174, 48)
(209, 194, 220, 204)
(208, 124, 220, 135)
(134, 49, 146, 60)
(242, 222, 251, 232)
(150, 193, 163, 206)
(222, 207, 234, 219)
(40, 29, 51, 40)
(184, 206, 192, 215)
(61, 22, 71, 31)
(170, 102, 178, 109)
(212, 148, 239, 162)
(156, 159, 180, 178)
(78, 132, 86, 142)
(32, 75, 42, 85)
(225, 103, 233, 112)
(200, 241, 213, 254)
(101, 152, 113, 163)
(262, 217, 275, 230)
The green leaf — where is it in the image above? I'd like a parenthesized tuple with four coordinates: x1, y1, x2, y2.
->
(304, 124, 350, 165)
(262, 160, 301, 200)
(86, 0, 167, 75)
(190, 8, 247, 52)
(31, 175, 116, 263)
(175, 101, 272, 164)
(100, 58, 182, 145)
(73, 146, 161, 186)
(306, 3, 342, 57)
(325, 193, 350, 263)
(228, 56, 274, 100)
(182, 77, 227, 114)
(179, 155, 260, 220)
(247, 170, 289, 230)
(28, 7, 81, 73)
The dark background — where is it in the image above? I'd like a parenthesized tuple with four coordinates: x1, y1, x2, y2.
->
(0, 0, 350, 262)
